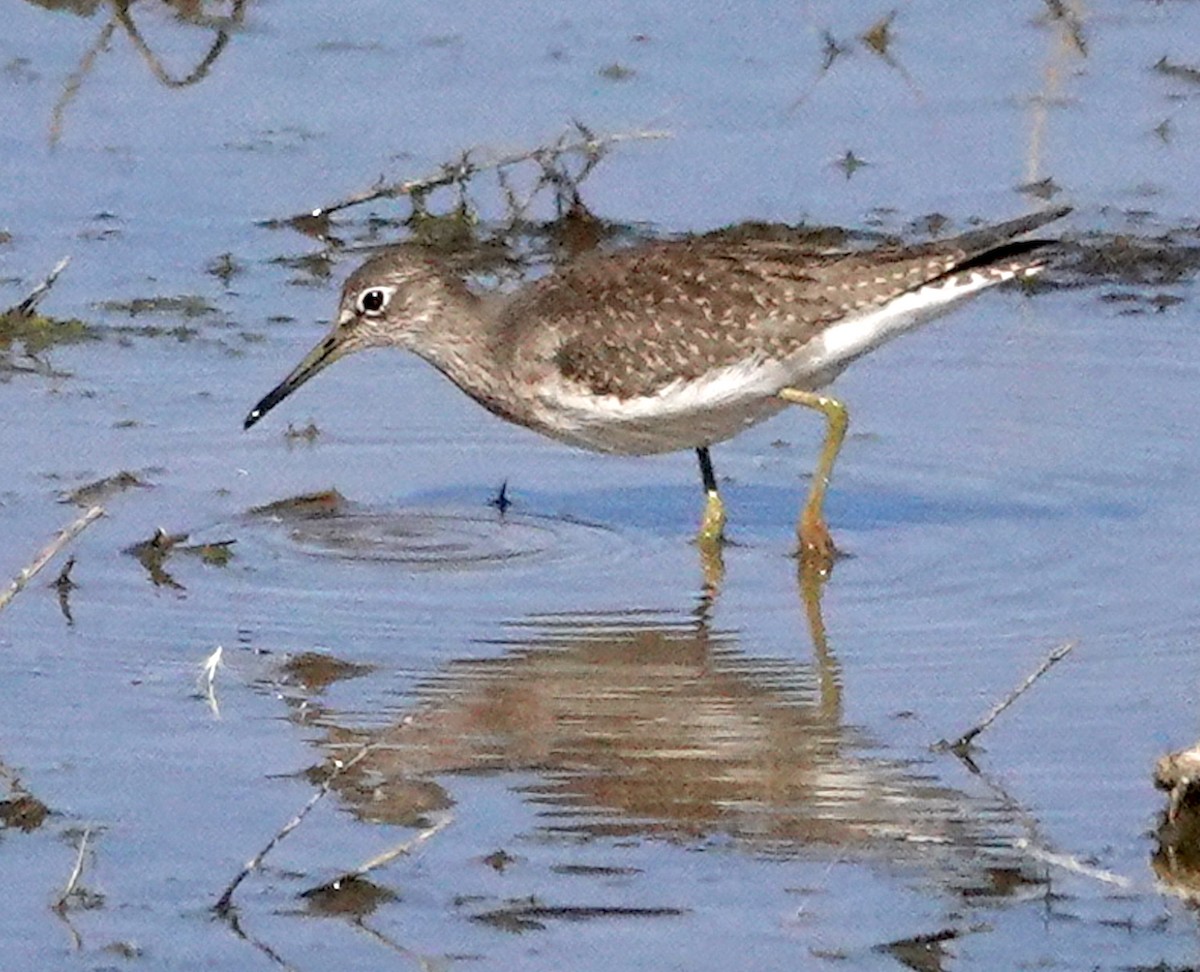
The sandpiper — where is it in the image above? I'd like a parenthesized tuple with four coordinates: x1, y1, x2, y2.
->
(245, 206, 1069, 566)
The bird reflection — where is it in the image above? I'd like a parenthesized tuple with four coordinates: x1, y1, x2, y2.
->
(279, 569, 1037, 896)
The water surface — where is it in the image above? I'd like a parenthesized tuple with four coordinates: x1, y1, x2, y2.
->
(3, 2, 1200, 969)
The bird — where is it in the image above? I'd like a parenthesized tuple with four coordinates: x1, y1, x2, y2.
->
(245, 206, 1069, 567)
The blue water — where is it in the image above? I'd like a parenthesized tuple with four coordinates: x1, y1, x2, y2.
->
(2, 2, 1200, 969)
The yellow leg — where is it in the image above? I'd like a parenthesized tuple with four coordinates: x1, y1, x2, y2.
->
(699, 489, 726, 543)
(777, 388, 849, 567)
(694, 446, 727, 589)
(697, 519, 726, 593)
(695, 447, 726, 545)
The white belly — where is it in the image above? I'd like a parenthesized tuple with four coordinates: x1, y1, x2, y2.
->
(529, 354, 804, 455)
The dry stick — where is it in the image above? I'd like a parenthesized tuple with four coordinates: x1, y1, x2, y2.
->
(1014, 837, 1132, 888)
(348, 919, 431, 969)
(938, 640, 1076, 753)
(965, 751, 1136, 890)
(112, 0, 246, 89)
(49, 19, 117, 149)
(53, 556, 77, 590)
(199, 646, 224, 719)
(54, 827, 90, 911)
(298, 126, 671, 220)
(0, 506, 104, 616)
(223, 911, 303, 972)
(312, 812, 453, 894)
(214, 744, 376, 916)
(7, 256, 71, 317)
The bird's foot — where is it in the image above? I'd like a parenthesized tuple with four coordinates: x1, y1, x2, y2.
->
(697, 489, 727, 546)
(795, 512, 840, 577)
(694, 489, 728, 588)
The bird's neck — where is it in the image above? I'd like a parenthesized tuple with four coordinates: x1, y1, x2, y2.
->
(412, 284, 530, 427)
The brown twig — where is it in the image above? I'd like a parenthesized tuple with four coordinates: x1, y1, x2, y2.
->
(222, 909, 301, 972)
(214, 744, 375, 916)
(0, 506, 104, 616)
(936, 640, 1076, 754)
(50, 19, 117, 149)
(50, 1, 247, 146)
(292, 124, 671, 222)
(1043, 0, 1088, 57)
(5, 257, 71, 317)
(53, 555, 77, 625)
(112, 0, 247, 89)
(52, 556, 77, 591)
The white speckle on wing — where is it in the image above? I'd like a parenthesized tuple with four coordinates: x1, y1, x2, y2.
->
(526, 259, 1043, 456)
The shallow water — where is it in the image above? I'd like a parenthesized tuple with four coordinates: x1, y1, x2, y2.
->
(4, 2, 1200, 969)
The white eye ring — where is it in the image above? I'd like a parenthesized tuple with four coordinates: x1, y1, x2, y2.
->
(356, 286, 395, 316)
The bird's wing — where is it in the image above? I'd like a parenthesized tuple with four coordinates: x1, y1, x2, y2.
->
(505, 209, 1067, 400)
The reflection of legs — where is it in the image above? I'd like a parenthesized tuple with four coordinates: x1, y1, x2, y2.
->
(695, 447, 726, 545)
(798, 558, 840, 721)
(777, 388, 848, 563)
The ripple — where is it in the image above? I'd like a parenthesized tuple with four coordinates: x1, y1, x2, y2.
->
(245, 494, 620, 571)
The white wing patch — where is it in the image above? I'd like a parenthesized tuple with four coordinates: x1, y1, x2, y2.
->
(805, 265, 1041, 375)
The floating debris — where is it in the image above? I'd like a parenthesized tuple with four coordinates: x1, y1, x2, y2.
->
(206, 252, 245, 285)
(96, 294, 219, 319)
(1017, 176, 1063, 201)
(598, 62, 635, 82)
(489, 480, 512, 514)
(0, 792, 50, 832)
(63, 470, 149, 507)
(482, 849, 516, 873)
(277, 651, 373, 693)
(283, 421, 320, 443)
(299, 875, 397, 919)
(2, 256, 70, 317)
(1154, 55, 1200, 86)
(834, 149, 869, 180)
(472, 899, 685, 933)
(250, 489, 347, 519)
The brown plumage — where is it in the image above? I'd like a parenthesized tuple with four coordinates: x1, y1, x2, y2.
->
(245, 206, 1069, 564)
(524, 228, 1049, 400)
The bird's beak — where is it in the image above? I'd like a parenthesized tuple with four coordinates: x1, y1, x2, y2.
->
(243, 328, 345, 430)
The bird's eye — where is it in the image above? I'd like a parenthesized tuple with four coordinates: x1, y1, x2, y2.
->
(356, 287, 391, 316)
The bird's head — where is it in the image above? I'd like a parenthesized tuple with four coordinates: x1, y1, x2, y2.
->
(243, 251, 451, 430)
